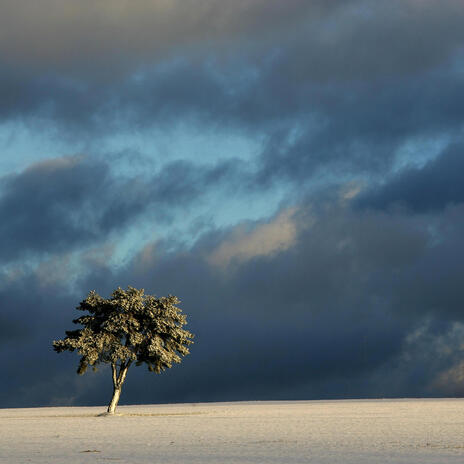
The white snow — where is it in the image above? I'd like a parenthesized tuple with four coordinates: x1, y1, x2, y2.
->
(1, 399, 464, 463)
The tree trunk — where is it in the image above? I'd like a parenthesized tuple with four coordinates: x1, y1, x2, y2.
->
(107, 387, 121, 414)
(106, 361, 131, 414)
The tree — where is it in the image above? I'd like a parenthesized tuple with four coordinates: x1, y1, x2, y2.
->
(53, 286, 194, 414)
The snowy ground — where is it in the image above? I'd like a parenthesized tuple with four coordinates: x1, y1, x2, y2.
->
(1, 399, 464, 463)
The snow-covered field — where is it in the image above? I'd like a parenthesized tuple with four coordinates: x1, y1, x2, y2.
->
(1, 399, 464, 463)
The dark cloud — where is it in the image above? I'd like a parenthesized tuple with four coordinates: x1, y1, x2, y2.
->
(1, 0, 462, 78)
(271, 1, 464, 82)
(1, 0, 464, 147)
(0, 156, 109, 260)
(0, 155, 244, 263)
(4, 56, 462, 198)
(252, 67, 464, 190)
(0, 0, 347, 74)
(356, 143, 464, 212)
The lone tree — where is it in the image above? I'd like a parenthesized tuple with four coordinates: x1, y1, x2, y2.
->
(53, 286, 194, 414)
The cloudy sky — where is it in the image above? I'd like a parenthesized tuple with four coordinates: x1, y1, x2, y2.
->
(1, 0, 464, 407)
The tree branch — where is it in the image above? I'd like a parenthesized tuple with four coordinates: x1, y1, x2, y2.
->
(111, 363, 117, 388)
(117, 359, 132, 386)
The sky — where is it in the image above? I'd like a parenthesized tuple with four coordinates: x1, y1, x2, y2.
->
(1, 0, 464, 408)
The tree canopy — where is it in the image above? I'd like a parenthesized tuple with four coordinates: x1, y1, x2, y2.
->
(53, 286, 194, 414)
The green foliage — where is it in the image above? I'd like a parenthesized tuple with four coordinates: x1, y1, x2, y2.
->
(53, 286, 194, 376)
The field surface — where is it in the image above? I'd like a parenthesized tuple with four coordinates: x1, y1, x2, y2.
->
(1, 399, 464, 463)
